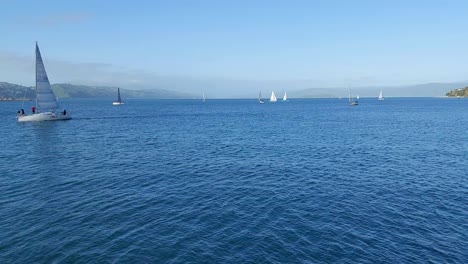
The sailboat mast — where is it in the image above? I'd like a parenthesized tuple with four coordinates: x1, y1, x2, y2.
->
(348, 87, 351, 103)
(35, 42, 38, 111)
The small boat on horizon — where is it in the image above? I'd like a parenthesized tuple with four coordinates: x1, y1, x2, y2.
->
(270, 91, 277, 102)
(282, 91, 288, 101)
(378, 90, 385, 100)
(348, 87, 358, 106)
(112, 88, 125, 105)
(259, 91, 265, 104)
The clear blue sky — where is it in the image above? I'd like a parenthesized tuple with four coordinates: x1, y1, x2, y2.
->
(1, 0, 468, 93)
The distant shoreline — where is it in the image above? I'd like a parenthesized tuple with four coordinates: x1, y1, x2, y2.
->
(0, 98, 32, 102)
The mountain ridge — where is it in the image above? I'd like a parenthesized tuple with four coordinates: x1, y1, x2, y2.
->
(1, 81, 466, 99)
(0, 82, 192, 99)
(291, 82, 468, 98)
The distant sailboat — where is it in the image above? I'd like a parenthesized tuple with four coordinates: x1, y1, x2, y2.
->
(282, 91, 288, 101)
(112, 88, 124, 105)
(378, 90, 385, 100)
(259, 91, 265, 104)
(270, 91, 277, 102)
(202, 92, 206, 102)
(18, 42, 71, 122)
(348, 87, 358, 106)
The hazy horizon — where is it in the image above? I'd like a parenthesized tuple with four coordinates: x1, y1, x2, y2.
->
(2, 1, 468, 97)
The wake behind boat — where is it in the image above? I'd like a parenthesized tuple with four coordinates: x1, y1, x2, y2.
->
(113, 88, 125, 105)
(18, 43, 71, 122)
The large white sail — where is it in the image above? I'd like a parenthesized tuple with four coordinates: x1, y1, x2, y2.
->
(35, 43, 59, 112)
(270, 91, 277, 102)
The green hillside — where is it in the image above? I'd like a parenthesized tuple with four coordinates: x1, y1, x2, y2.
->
(0, 82, 191, 99)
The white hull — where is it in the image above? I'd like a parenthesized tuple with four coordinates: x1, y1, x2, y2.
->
(112, 102, 125, 105)
(18, 112, 71, 122)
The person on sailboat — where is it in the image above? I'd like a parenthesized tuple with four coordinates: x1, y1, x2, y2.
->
(31, 106, 35, 114)
(21, 109, 25, 116)
(63, 109, 67, 115)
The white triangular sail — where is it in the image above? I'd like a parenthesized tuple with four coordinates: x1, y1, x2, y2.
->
(282, 92, 288, 101)
(270, 91, 277, 102)
(35, 43, 59, 112)
(378, 90, 384, 100)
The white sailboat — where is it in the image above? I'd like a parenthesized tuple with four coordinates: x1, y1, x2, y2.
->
(282, 91, 288, 101)
(112, 88, 124, 105)
(348, 87, 358, 106)
(259, 91, 265, 104)
(270, 91, 277, 102)
(18, 43, 71, 122)
(378, 90, 385, 100)
(202, 92, 206, 102)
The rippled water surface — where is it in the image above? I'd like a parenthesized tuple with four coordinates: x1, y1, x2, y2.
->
(1, 98, 467, 263)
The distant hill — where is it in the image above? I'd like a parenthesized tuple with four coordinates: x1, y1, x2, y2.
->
(446, 87, 468, 97)
(0, 82, 192, 99)
(293, 82, 468, 98)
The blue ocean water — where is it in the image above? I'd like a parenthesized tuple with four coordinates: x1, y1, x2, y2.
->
(0, 98, 467, 263)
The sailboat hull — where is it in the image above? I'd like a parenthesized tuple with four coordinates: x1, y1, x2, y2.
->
(18, 112, 71, 122)
(112, 102, 125, 105)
